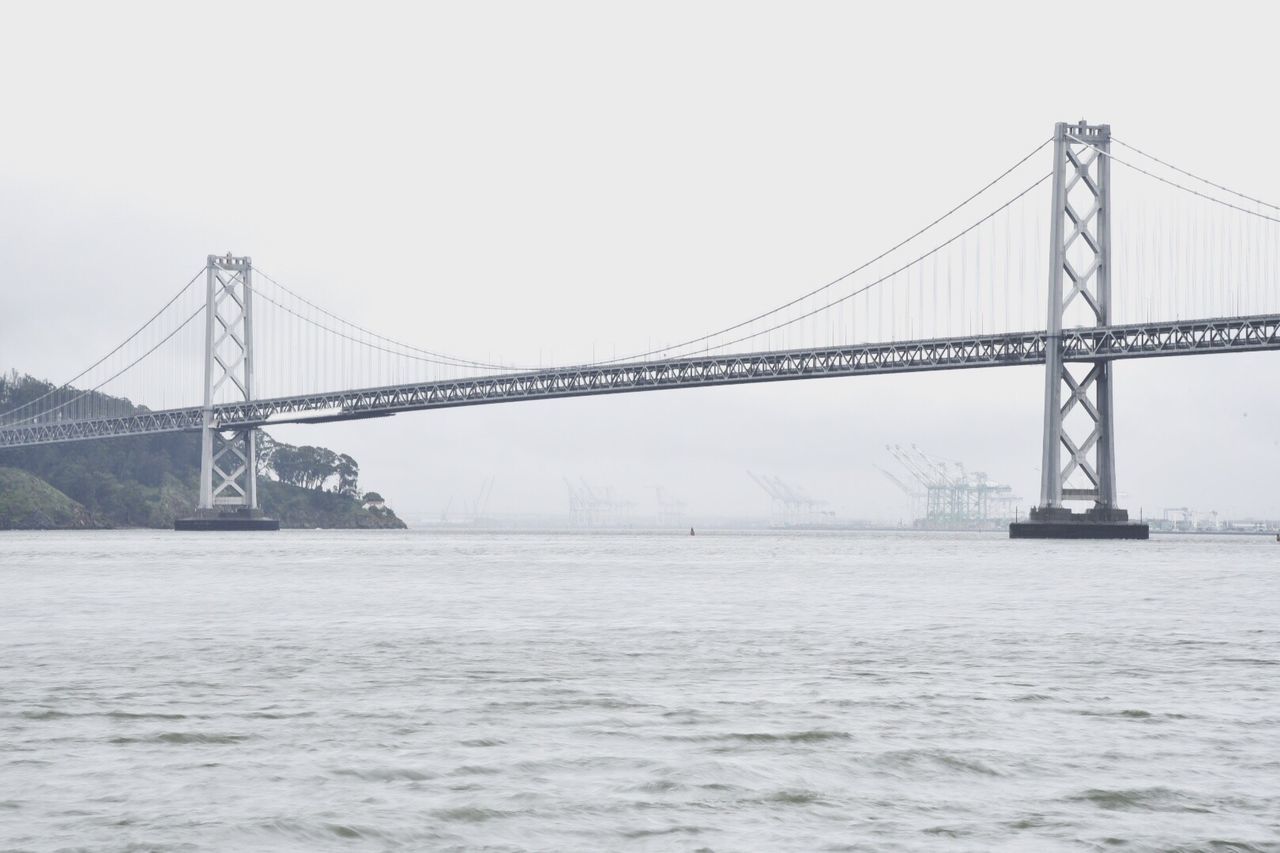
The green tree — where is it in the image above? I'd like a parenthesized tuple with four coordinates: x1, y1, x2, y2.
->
(336, 454, 359, 497)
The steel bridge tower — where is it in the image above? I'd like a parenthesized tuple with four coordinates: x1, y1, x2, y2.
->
(175, 254, 279, 530)
(1011, 121, 1147, 539)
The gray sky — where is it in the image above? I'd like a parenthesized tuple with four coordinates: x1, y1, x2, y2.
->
(2, 1, 1278, 521)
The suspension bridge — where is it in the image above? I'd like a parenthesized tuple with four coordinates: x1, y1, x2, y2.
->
(2, 120, 1278, 535)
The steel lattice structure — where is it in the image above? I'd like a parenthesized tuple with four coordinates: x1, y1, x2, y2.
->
(198, 255, 259, 511)
(1040, 121, 1119, 510)
(3, 312, 1278, 449)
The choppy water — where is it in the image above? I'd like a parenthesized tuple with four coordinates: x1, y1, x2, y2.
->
(1, 529, 1278, 852)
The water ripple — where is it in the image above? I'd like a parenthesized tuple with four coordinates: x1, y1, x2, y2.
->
(2, 528, 1277, 851)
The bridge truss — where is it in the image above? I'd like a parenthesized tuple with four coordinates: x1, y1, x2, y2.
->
(3, 311, 1278, 449)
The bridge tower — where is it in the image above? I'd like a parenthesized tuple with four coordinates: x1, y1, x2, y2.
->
(1011, 121, 1147, 539)
(175, 254, 279, 531)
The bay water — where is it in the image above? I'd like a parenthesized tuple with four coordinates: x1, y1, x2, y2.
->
(1, 529, 1277, 851)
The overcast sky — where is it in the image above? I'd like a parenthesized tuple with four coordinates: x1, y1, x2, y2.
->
(2, 1, 1279, 522)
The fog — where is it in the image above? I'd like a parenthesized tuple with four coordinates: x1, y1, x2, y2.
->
(2, 1, 1278, 521)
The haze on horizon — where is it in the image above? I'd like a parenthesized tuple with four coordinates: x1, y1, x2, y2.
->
(2, 1, 1278, 522)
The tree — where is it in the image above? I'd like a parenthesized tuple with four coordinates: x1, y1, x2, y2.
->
(292, 445, 336, 490)
(336, 454, 359, 497)
(262, 437, 359, 493)
(268, 444, 305, 487)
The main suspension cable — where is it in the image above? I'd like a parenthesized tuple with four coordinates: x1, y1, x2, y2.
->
(251, 288, 532, 371)
(0, 268, 205, 421)
(4, 303, 207, 425)
(650, 172, 1053, 357)
(590, 137, 1053, 365)
(1069, 134, 1280, 225)
(258, 138, 1051, 374)
(1113, 137, 1280, 212)
(253, 268, 525, 371)
(249, 174, 1046, 374)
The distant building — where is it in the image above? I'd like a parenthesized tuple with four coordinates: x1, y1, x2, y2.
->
(362, 492, 386, 510)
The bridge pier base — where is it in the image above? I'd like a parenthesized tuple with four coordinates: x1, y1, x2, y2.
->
(1009, 505, 1148, 540)
(175, 508, 280, 532)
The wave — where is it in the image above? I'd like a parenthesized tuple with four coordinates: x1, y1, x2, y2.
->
(109, 732, 250, 745)
(1068, 786, 1210, 813)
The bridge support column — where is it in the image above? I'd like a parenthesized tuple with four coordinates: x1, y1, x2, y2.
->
(176, 254, 278, 531)
(1011, 121, 1147, 540)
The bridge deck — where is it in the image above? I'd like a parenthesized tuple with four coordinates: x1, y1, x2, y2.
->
(3, 313, 1278, 448)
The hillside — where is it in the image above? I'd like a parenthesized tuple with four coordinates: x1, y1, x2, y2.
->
(260, 480, 405, 529)
(0, 373, 406, 530)
(0, 467, 100, 530)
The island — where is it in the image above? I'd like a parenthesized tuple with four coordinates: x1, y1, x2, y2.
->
(0, 373, 405, 530)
